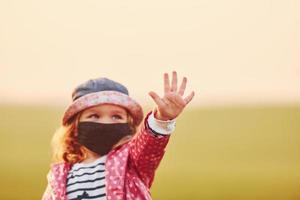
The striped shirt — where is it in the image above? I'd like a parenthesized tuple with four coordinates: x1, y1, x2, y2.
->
(65, 113, 175, 200)
(66, 155, 107, 200)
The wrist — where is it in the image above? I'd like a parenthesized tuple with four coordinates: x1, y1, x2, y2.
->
(153, 108, 173, 121)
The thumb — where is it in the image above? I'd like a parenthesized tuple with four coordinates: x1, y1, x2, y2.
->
(148, 91, 164, 107)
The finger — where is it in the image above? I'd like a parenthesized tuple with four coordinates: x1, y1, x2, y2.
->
(184, 91, 195, 105)
(164, 73, 170, 94)
(171, 71, 177, 92)
(148, 91, 165, 107)
(178, 77, 187, 96)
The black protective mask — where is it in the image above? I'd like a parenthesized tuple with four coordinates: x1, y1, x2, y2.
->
(77, 121, 132, 155)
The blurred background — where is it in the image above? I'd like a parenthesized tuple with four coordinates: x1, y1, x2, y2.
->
(0, 0, 299, 199)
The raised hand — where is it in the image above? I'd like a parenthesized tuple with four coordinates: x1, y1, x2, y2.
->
(148, 71, 195, 121)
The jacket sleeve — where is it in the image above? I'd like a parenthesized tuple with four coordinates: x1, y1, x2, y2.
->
(128, 111, 171, 188)
(41, 171, 54, 200)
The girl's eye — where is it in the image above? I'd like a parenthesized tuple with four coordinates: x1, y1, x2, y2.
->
(112, 115, 122, 120)
(88, 114, 99, 118)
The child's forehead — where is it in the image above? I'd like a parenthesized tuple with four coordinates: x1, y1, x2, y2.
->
(84, 104, 127, 113)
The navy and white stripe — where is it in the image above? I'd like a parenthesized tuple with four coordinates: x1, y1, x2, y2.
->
(66, 155, 107, 200)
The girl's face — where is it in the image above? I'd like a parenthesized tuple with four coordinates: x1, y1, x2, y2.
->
(79, 104, 128, 124)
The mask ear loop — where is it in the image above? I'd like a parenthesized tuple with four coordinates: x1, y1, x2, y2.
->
(74, 111, 83, 137)
(74, 121, 78, 137)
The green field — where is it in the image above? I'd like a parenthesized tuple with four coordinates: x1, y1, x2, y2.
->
(0, 104, 299, 200)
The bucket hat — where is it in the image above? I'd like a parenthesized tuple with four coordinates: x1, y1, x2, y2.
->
(62, 77, 144, 126)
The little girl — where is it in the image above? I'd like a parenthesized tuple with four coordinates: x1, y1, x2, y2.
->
(42, 71, 194, 200)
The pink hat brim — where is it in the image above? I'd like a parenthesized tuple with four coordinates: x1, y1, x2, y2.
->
(62, 91, 144, 126)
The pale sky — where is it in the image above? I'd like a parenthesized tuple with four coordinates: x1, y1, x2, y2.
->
(1, 0, 299, 107)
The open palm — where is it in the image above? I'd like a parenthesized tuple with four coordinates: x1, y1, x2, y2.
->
(148, 71, 195, 121)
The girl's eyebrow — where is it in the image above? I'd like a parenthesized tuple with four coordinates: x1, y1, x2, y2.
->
(86, 108, 99, 113)
(111, 110, 126, 115)
(86, 108, 126, 115)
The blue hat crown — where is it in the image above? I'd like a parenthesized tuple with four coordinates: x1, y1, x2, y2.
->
(72, 77, 129, 101)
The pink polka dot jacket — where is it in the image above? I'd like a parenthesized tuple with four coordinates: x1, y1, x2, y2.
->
(42, 112, 171, 200)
